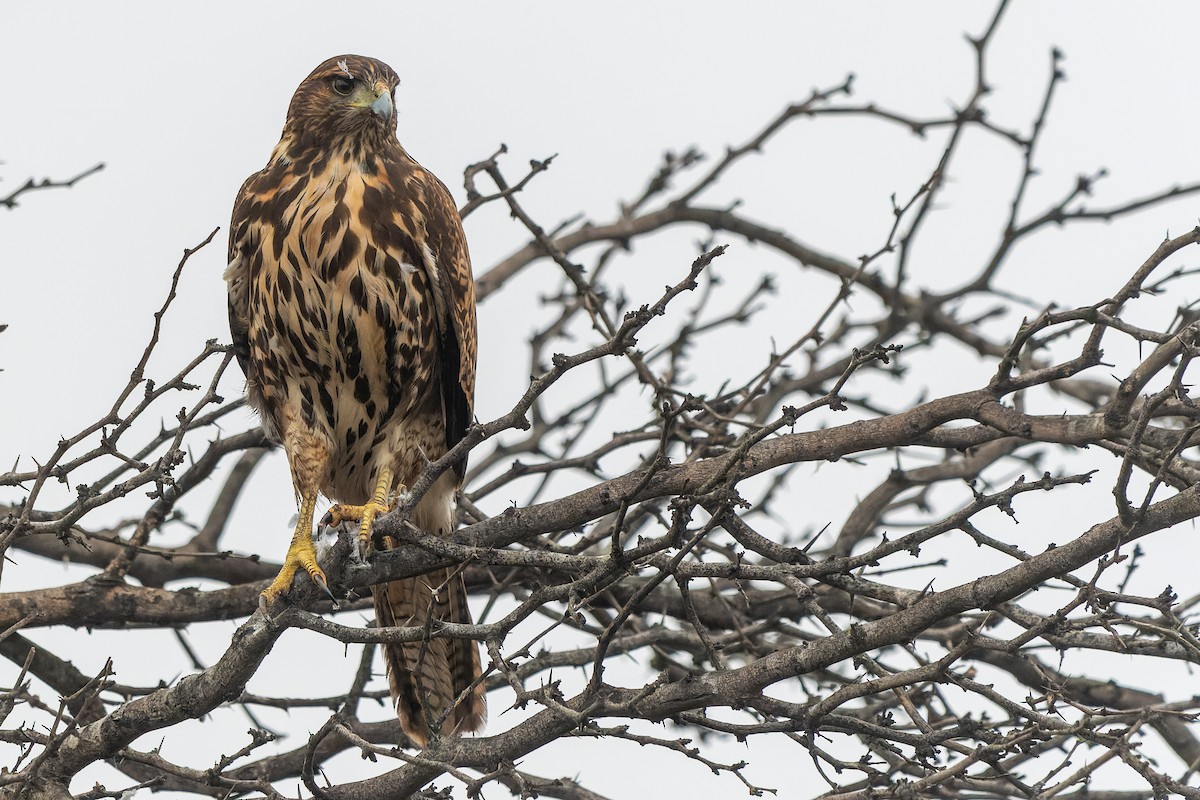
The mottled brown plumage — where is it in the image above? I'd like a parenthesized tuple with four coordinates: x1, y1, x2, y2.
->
(225, 54, 484, 745)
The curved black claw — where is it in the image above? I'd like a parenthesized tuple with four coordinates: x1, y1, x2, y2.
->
(312, 571, 337, 604)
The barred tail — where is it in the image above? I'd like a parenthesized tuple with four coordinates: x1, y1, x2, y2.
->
(373, 483, 484, 746)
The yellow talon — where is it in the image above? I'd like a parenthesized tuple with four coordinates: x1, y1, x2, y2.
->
(322, 500, 389, 529)
(261, 491, 331, 606)
(321, 467, 399, 547)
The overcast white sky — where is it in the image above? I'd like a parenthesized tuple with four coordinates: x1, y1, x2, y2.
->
(4, 3, 1200, 797)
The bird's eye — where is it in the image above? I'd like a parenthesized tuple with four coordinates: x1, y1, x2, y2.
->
(331, 76, 354, 96)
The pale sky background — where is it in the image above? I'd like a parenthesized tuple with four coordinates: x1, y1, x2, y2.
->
(4, 3, 1200, 797)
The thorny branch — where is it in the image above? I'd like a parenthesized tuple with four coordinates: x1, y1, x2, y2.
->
(4, 6, 1200, 799)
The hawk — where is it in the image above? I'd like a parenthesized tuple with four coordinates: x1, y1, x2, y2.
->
(225, 54, 484, 745)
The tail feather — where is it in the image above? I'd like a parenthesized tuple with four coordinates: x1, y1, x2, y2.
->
(373, 479, 485, 746)
(445, 566, 486, 732)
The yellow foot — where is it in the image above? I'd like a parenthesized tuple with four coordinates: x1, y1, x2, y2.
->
(261, 534, 330, 606)
(321, 467, 402, 553)
(321, 501, 391, 529)
(322, 499, 397, 562)
(261, 492, 333, 607)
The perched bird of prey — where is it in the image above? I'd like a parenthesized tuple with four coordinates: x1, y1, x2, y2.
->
(225, 54, 484, 745)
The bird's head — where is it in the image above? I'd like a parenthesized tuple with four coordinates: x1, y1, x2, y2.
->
(282, 55, 401, 150)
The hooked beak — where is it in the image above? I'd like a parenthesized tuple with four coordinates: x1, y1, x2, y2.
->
(349, 80, 394, 120)
(369, 81, 392, 119)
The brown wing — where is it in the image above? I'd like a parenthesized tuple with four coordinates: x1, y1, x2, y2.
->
(386, 159, 477, 475)
(422, 172, 478, 406)
(225, 172, 259, 385)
